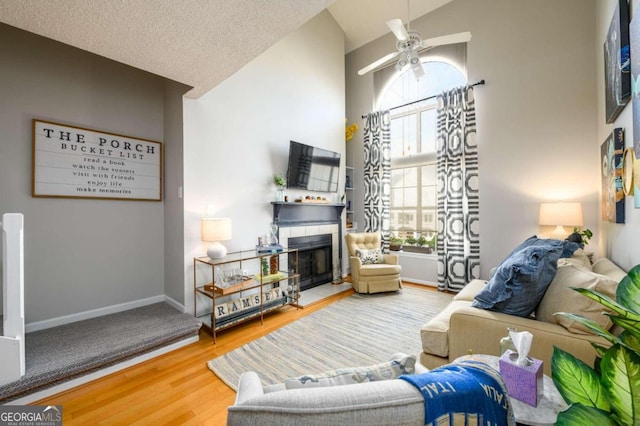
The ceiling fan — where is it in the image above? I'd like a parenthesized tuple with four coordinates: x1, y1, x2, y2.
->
(357, 18, 471, 78)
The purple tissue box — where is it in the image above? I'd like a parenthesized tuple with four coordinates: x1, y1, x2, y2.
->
(499, 349, 543, 407)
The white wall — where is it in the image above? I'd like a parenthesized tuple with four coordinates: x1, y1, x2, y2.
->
(183, 11, 345, 309)
(346, 0, 599, 282)
(0, 24, 187, 323)
(596, 0, 640, 272)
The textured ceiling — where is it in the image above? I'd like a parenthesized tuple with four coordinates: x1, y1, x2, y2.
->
(0, 0, 451, 98)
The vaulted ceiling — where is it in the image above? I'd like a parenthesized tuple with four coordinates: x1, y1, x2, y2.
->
(0, 0, 450, 98)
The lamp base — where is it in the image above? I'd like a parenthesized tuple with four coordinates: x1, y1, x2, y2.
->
(550, 225, 569, 239)
(207, 242, 227, 259)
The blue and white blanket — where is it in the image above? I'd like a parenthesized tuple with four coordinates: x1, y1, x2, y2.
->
(399, 360, 515, 426)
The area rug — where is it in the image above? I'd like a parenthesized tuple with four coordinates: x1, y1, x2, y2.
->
(207, 286, 452, 391)
(0, 302, 202, 403)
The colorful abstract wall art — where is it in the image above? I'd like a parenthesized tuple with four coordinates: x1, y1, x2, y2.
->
(630, 3, 640, 207)
(601, 128, 625, 223)
(604, 0, 631, 124)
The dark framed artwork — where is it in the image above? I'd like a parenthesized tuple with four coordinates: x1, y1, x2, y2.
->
(630, 3, 640, 207)
(601, 128, 625, 223)
(604, 0, 631, 124)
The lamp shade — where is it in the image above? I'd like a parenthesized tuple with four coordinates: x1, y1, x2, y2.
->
(201, 218, 232, 259)
(538, 202, 584, 227)
(201, 218, 232, 242)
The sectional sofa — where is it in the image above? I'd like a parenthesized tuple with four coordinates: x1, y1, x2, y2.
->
(420, 251, 626, 375)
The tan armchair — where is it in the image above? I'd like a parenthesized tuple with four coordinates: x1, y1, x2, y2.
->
(345, 232, 402, 294)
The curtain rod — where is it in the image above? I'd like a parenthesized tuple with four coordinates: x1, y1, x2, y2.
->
(361, 79, 485, 119)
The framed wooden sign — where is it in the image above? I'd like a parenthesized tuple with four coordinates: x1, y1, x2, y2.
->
(32, 119, 162, 201)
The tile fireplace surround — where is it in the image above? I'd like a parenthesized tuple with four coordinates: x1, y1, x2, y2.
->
(278, 223, 340, 281)
(271, 202, 345, 285)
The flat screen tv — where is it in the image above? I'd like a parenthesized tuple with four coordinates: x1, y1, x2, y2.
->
(286, 140, 341, 193)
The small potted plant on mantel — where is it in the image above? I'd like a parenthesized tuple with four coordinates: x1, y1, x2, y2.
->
(273, 175, 286, 202)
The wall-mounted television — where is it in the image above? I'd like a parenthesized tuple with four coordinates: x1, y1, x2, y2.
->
(286, 140, 341, 193)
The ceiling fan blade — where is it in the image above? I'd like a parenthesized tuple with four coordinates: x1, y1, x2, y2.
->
(357, 51, 400, 75)
(386, 19, 409, 41)
(420, 31, 472, 49)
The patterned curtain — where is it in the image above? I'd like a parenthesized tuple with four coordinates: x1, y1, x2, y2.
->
(436, 86, 480, 292)
(363, 110, 392, 250)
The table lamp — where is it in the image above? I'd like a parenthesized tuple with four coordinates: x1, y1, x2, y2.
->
(201, 218, 232, 259)
(538, 202, 583, 239)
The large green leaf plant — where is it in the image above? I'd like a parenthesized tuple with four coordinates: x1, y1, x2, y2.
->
(551, 264, 640, 425)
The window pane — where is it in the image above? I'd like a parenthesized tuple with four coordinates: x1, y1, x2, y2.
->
(397, 210, 416, 232)
(391, 169, 404, 188)
(404, 187, 417, 206)
(391, 188, 404, 207)
(420, 109, 437, 153)
(379, 61, 467, 110)
(422, 186, 436, 207)
(390, 115, 417, 158)
(421, 210, 437, 231)
(404, 167, 418, 186)
(421, 164, 436, 185)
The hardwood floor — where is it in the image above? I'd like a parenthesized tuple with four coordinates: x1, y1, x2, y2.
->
(35, 283, 434, 425)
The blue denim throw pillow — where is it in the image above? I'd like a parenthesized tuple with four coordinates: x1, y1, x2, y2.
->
(472, 244, 565, 317)
(504, 235, 581, 260)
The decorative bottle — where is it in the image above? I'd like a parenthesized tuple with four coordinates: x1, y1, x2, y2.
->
(500, 327, 517, 355)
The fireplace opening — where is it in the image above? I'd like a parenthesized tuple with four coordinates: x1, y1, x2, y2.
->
(288, 234, 332, 291)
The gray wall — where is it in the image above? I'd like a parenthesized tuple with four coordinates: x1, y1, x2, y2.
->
(346, 0, 599, 281)
(0, 23, 186, 323)
(163, 80, 189, 305)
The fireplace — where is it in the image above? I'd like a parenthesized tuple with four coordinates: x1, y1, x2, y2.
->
(272, 201, 345, 292)
(288, 234, 332, 291)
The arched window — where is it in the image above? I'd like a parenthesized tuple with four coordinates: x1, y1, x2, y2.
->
(377, 60, 466, 252)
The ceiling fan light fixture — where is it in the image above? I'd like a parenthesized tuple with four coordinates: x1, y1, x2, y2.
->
(408, 49, 420, 65)
(397, 52, 408, 68)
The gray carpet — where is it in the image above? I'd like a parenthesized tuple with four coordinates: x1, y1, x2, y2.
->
(208, 286, 453, 390)
(0, 302, 201, 403)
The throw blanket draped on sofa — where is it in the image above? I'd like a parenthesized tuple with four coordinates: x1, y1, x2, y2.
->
(399, 361, 515, 426)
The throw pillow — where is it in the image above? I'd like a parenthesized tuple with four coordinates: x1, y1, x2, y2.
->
(284, 354, 416, 389)
(570, 248, 592, 269)
(471, 245, 563, 317)
(504, 235, 581, 260)
(536, 259, 618, 334)
(355, 248, 384, 265)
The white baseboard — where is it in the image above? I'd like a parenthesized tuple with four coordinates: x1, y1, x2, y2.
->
(5, 335, 199, 405)
(163, 294, 185, 312)
(25, 295, 178, 333)
(402, 278, 438, 287)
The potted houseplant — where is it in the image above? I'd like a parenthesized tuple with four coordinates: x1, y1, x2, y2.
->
(402, 235, 418, 252)
(273, 175, 286, 202)
(551, 264, 640, 425)
(566, 227, 593, 245)
(389, 234, 403, 251)
(416, 234, 431, 254)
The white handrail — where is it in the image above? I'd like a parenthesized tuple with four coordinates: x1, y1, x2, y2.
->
(0, 213, 25, 386)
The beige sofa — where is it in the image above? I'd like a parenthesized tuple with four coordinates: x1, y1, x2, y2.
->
(420, 255, 626, 375)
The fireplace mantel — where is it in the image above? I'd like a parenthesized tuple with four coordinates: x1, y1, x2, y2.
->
(271, 202, 345, 227)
